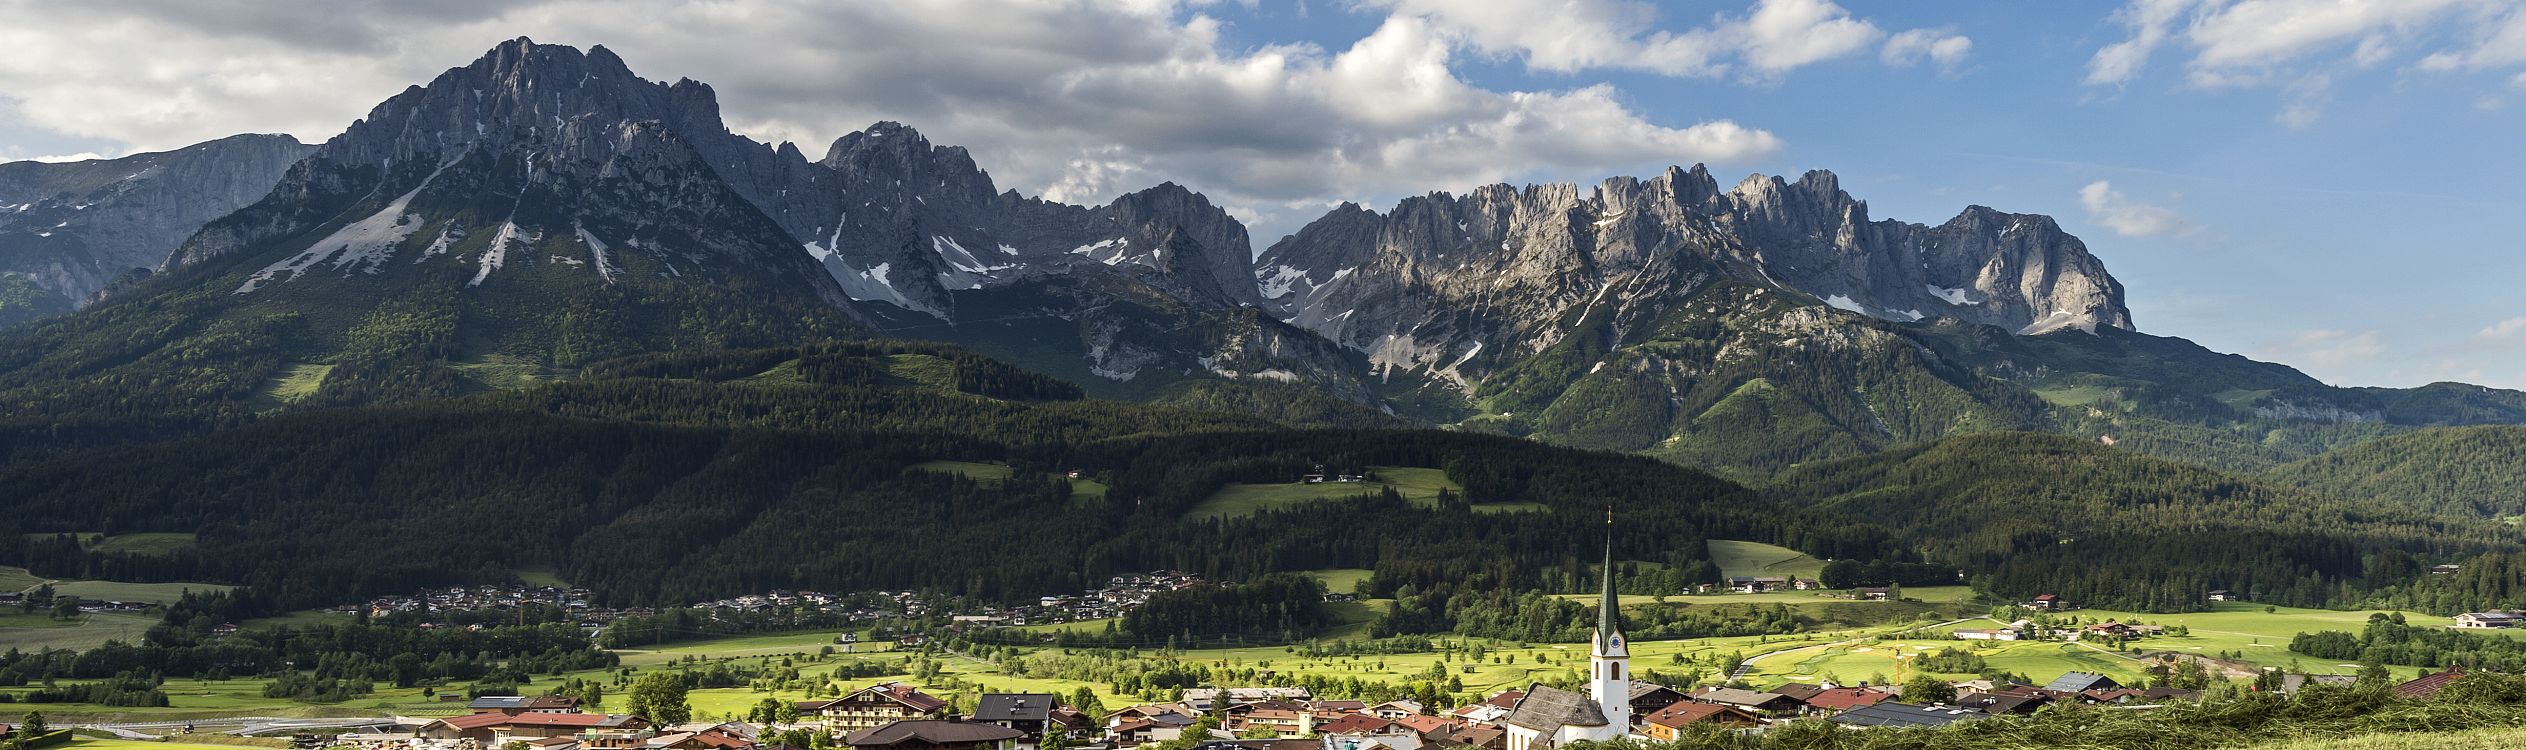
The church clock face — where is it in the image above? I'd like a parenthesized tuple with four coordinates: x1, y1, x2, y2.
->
(1610, 636, 1622, 649)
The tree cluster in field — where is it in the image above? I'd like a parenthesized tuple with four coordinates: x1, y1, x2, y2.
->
(2291, 612, 2526, 672)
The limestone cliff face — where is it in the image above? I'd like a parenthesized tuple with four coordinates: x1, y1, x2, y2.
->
(0, 134, 311, 305)
(1254, 165, 2134, 383)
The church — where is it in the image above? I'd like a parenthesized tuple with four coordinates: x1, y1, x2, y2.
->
(1500, 538, 1637, 750)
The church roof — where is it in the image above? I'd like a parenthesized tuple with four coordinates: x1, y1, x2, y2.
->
(1502, 684, 1608, 731)
(1595, 522, 1625, 654)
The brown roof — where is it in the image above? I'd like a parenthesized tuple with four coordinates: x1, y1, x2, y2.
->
(1802, 687, 1894, 711)
(437, 713, 639, 731)
(2395, 667, 2465, 700)
(1314, 715, 1405, 736)
(1769, 684, 1826, 702)
(1388, 715, 1452, 735)
(845, 721, 1025, 747)
(1640, 703, 1756, 729)
(1502, 684, 1607, 731)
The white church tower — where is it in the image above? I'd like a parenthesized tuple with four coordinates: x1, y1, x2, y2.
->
(1588, 525, 1632, 731)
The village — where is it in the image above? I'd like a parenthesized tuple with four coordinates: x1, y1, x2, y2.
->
(340, 573, 1207, 633)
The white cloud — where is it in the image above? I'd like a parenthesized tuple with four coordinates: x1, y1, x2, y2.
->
(2477, 317, 2526, 340)
(0, 0, 1784, 235)
(2264, 329, 2386, 370)
(24, 151, 114, 163)
(2275, 74, 2333, 128)
(2084, 0, 2201, 86)
(1366, 0, 1958, 82)
(1881, 29, 1972, 72)
(2077, 180, 2193, 237)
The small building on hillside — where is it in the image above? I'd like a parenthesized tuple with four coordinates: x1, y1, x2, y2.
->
(1854, 588, 1893, 601)
(2453, 612, 2523, 629)
(2028, 594, 2061, 610)
(2207, 590, 2238, 602)
(1955, 628, 2021, 641)
(1728, 577, 1788, 594)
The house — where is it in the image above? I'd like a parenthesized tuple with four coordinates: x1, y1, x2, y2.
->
(2084, 621, 2131, 638)
(2432, 564, 2463, 575)
(1624, 682, 1687, 722)
(0, 723, 13, 739)
(1800, 687, 1895, 715)
(2028, 594, 2061, 610)
(1727, 577, 1787, 594)
(1315, 715, 1420, 750)
(1449, 691, 1521, 725)
(1638, 703, 1759, 741)
(2207, 590, 2237, 602)
(1954, 693, 2047, 716)
(1310, 700, 1368, 716)
(800, 683, 951, 733)
(1366, 700, 1424, 720)
(1689, 688, 1802, 716)
(1107, 714, 1195, 748)
(420, 712, 648, 745)
(844, 720, 1026, 750)
(974, 694, 1063, 746)
(2395, 667, 2466, 700)
(1183, 688, 1312, 712)
(1954, 628, 2020, 641)
(2453, 612, 2523, 629)
(1829, 702, 1990, 729)
(2042, 672, 2122, 694)
(1387, 715, 1454, 737)
(1854, 588, 1893, 602)
(1423, 724, 1504, 750)
(1234, 709, 1307, 738)
(210, 623, 242, 638)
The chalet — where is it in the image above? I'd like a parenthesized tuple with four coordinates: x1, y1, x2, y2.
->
(2395, 667, 2466, 700)
(844, 720, 1025, 750)
(1727, 577, 1787, 594)
(645, 727, 759, 750)
(801, 683, 950, 733)
(1689, 687, 1802, 716)
(2083, 621, 2130, 637)
(1624, 682, 1688, 722)
(1638, 703, 1759, 741)
(420, 712, 648, 745)
(973, 694, 1062, 746)
(2042, 672, 2122, 694)
(1367, 700, 1424, 720)
(1387, 714, 1453, 738)
(1830, 702, 1989, 729)
(1854, 588, 1892, 602)
(1233, 709, 1307, 737)
(1310, 700, 1368, 716)
(1314, 715, 1420, 750)
(2028, 594, 2061, 610)
(1954, 628, 2020, 641)
(2207, 590, 2237, 602)
(1107, 714, 1195, 748)
(2453, 612, 2523, 629)
(524, 738, 582, 750)
(1769, 683, 1826, 704)
(1422, 724, 1504, 750)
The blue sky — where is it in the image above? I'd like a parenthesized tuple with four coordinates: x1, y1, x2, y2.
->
(2, 0, 2523, 388)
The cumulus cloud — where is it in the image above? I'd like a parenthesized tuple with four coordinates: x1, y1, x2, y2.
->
(1366, 0, 1961, 82)
(1881, 29, 1973, 72)
(2077, 180, 2193, 237)
(2084, 0, 2525, 122)
(2264, 329, 2387, 370)
(2478, 317, 2526, 341)
(0, 0, 1786, 234)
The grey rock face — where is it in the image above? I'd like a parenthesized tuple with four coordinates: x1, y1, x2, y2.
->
(1255, 165, 2134, 383)
(0, 134, 311, 304)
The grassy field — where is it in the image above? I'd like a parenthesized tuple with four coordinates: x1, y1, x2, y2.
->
(514, 567, 571, 588)
(1188, 466, 1540, 521)
(1707, 540, 1828, 581)
(0, 565, 46, 591)
(0, 612, 161, 652)
(1305, 568, 1374, 594)
(256, 363, 334, 404)
(51, 579, 231, 605)
(449, 354, 544, 390)
(90, 533, 199, 556)
(908, 460, 1109, 501)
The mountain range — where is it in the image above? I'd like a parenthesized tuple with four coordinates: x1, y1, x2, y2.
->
(3, 37, 2521, 479)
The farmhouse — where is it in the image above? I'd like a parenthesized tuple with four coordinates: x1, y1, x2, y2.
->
(1727, 576, 1788, 594)
(1624, 682, 1688, 722)
(2453, 612, 2522, 629)
(844, 720, 1025, 750)
(800, 683, 951, 733)
(1954, 628, 2020, 641)
(1637, 703, 1759, 741)
(1688, 687, 1801, 716)
(2043, 672, 2122, 693)
(2028, 594, 2061, 610)
(2207, 590, 2237, 602)
(419, 712, 648, 745)
(973, 694, 1065, 747)
(1854, 588, 1892, 601)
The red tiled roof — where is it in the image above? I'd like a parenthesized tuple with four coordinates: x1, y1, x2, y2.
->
(1389, 715, 1452, 734)
(1482, 691, 1523, 709)
(1314, 715, 1403, 735)
(2396, 667, 2465, 700)
(1802, 688, 1894, 711)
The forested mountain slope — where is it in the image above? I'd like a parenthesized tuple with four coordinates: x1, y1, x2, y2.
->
(2266, 425, 2526, 519)
(1767, 432, 2515, 611)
